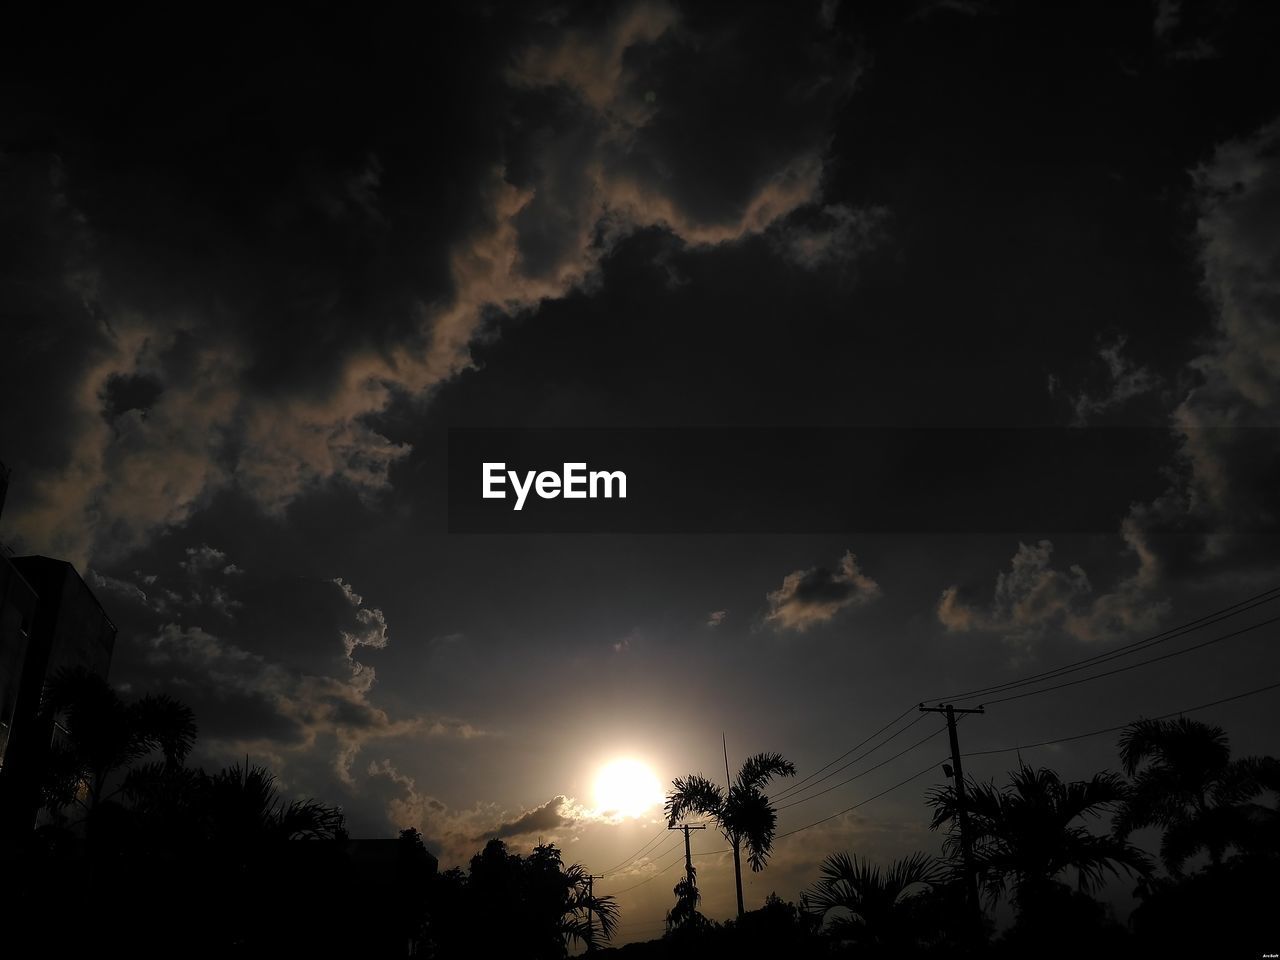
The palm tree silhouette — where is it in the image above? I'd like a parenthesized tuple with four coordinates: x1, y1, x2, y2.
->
(38, 667, 196, 821)
(802, 851, 945, 955)
(927, 764, 1150, 913)
(561, 860, 620, 950)
(1115, 716, 1280, 873)
(665, 751, 796, 917)
(202, 761, 346, 844)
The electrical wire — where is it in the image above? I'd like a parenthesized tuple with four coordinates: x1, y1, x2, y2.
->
(963, 679, 1280, 758)
(923, 586, 1280, 706)
(776, 721, 948, 810)
(776, 759, 947, 840)
(772, 704, 919, 801)
(606, 845, 693, 895)
(978, 616, 1277, 706)
(599, 824, 672, 877)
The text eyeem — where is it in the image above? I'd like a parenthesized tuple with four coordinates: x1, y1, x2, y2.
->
(482, 462, 627, 511)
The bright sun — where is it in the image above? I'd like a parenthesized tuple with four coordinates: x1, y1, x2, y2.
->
(594, 758, 664, 818)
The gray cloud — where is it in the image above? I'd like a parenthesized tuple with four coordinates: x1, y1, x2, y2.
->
(0, 2, 874, 569)
(1124, 117, 1280, 581)
(937, 532, 1168, 648)
(765, 550, 881, 633)
(481, 795, 576, 842)
(120, 573, 484, 788)
(1068, 336, 1161, 424)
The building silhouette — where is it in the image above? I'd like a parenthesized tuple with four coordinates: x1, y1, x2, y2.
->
(0, 466, 118, 838)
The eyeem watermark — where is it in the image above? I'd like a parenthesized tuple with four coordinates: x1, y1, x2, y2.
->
(482, 462, 627, 511)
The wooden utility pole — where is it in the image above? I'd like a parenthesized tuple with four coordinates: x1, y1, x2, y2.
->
(669, 821, 706, 890)
(585, 874, 604, 952)
(920, 702, 985, 943)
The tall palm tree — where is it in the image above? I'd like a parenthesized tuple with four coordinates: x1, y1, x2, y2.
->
(39, 667, 197, 819)
(1115, 716, 1279, 873)
(665, 750, 796, 917)
(803, 851, 945, 955)
(927, 765, 1150, 913)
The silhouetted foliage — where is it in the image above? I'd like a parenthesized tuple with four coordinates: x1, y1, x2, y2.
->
(928, 765, 1150, 911)
(10, 671, 1280, 960)
(803, 851, 948, 956)
(425, 838, 618, 959)
(1114, 716, 1280, 872)
(37, 666, 196, 822)
(1130, 854, 1279, 957)
(665, 869, 708, 933)
(665, 751, 796, 915)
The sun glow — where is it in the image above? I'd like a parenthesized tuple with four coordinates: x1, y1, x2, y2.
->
(593, 758, 664, 818)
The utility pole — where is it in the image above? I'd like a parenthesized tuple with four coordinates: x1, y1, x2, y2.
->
(585, 874, 604, 952)
(669, 821, 706, 890)
(920, 702, 985, 944)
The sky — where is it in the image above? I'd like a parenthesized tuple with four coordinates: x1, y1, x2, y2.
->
(1, 0, 1278, 943)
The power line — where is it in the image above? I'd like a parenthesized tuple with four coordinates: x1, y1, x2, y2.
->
(924, 586, 1280, 706)
(777, 759, 947, 840)
(776, 721, 948, 810)
(772, 704, 918, 801)
(690, 678, 1280, 858)
(607, 833, 686, 881)
(770, 587, 1278, 822)
(606, 845, 693, 895)
(773, 712, 929, 804)
(600, 824, 672, 877)
(610, 680, 1280, 940)
(978, 616, 1277, 707)
(963, 679, 1280, 759)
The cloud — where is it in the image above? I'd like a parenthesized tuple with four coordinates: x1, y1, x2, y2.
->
(179, 544, 233, 576)
(706, 609, 727, 627)
(765, 550, 881, 632)
(128, 575, 485, 787)
(482, 795, 577, 842)
(368, 761, 590, 867)
(0, 3, 874, 568)
(946, 118, 1280, 637)
(772, 203, 889, 271)
(937, 533, 1168, 647)
(1068, 336, 1160, 424)
(1121, 117, 1280, 580)
(333, 577, 390, 657)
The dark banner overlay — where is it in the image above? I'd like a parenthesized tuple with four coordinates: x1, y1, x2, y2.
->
(446, 428, 1279, 534)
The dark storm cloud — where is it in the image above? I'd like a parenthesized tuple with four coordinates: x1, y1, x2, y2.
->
(480, 795, 576, 842)
(765, 550, 881, 632)
(0, 2, 874, 566)
(944, 117, 1280, 647)
(96, 556, 484, 786)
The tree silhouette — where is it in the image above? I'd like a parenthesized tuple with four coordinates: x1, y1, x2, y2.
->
(1114, 716, 1280, 873)
(37, 667, 196, 824)
(927, 765, 1150, 915)
(433, 839, 617, 958)
(201, 761, 347, 844)
(665, 751, 796, 916)
(802, 851, 945, 955)
(665, 866, 708, 933)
